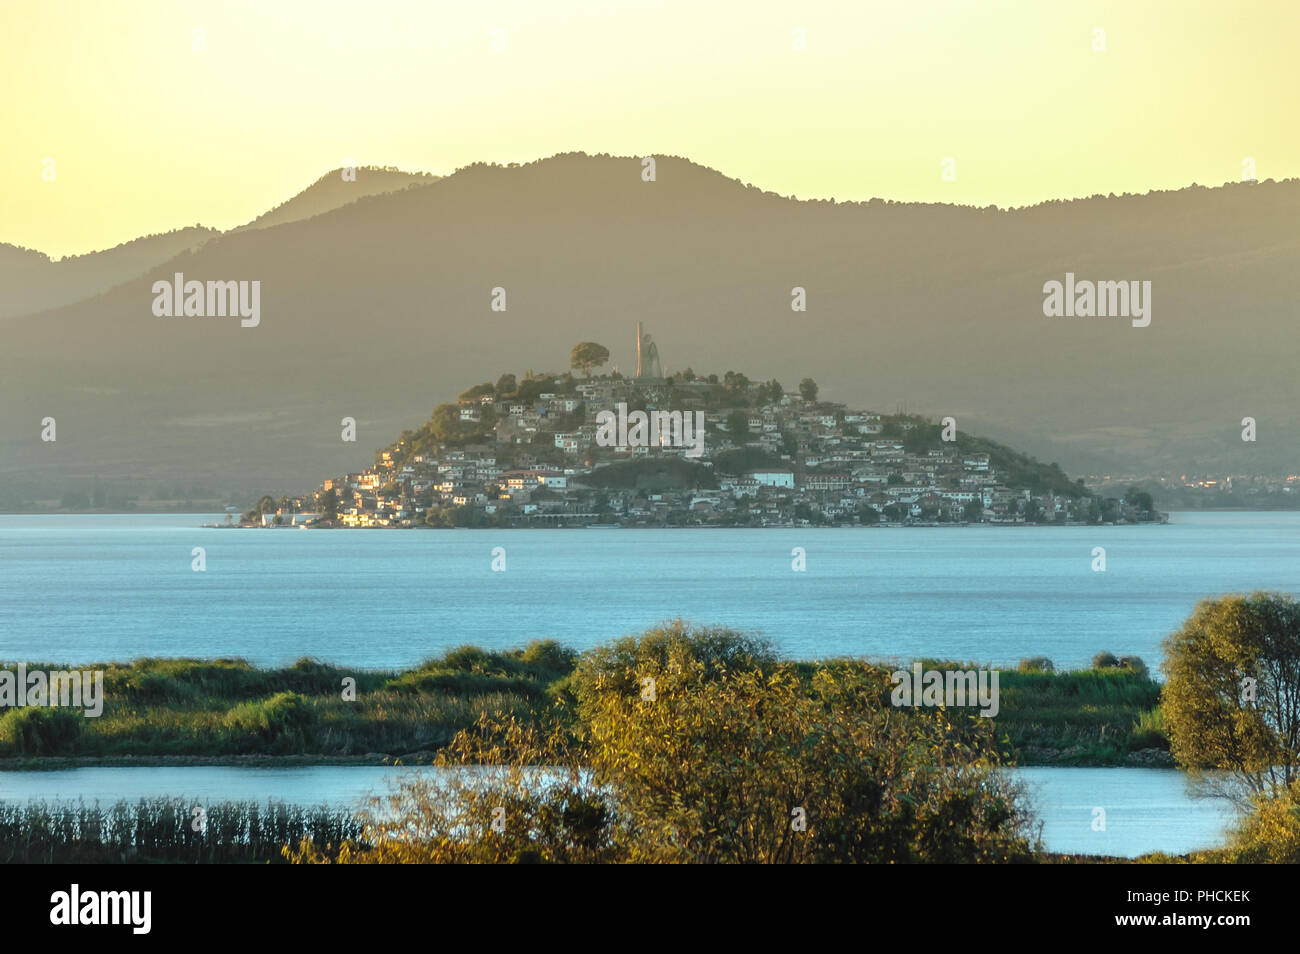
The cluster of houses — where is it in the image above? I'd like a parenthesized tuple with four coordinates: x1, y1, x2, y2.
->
(256, 374, 1110, 528)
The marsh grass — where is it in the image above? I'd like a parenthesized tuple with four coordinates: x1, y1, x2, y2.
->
(0, 797, 362, 863)
(0, 641, 574, 759)
(995, 667, 1164, 763)
(0, 642, 1166, 765)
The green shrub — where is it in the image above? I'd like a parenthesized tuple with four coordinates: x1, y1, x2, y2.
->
(545, 671, 581, 709)
(223, 692, 317, 748)
(0, 707, 84, 755)
(286, 658, 347, 695)
(1130, 708, 1168, 750)
(519, 640, 577, 674)
(118, 669, 195, 702)
(571, 620, 775, 714)
(385, 670, 545, 698)
(439, 646, 494, 672)
(1091, 651, 1118, 669)
(107, 658, 258, 700)
(1117, 655, 1148, 677)
(1017, 656, 1055, 674)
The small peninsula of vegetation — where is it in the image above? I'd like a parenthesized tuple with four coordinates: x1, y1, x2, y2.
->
(0, 633, 1161, 767)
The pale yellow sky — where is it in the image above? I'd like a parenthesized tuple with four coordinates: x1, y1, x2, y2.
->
(3, 0, 1297, 257)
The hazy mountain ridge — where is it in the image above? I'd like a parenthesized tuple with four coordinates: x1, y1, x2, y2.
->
(0, 227, 218, 319)
(231, 166, 440, 233)
(0, 167, 437, 320)
(2, 153, 1296, 504)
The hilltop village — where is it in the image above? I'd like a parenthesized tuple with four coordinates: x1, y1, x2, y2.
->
(245, 342, 1161, 529)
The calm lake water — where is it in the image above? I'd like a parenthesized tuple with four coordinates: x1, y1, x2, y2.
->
(1, 511, 1297, 670)
(3, 511, 1288, 857)
(0, 765, 1240, 859)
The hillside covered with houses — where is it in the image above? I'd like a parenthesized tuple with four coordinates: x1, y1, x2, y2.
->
(243, 345, 1162, 529)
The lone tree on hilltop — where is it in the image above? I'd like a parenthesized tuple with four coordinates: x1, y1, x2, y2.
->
(570, 342, 610, 377)
(799, 378, 819, 402)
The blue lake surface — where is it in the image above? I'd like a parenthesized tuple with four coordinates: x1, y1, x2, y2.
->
(0, 765, 1241, 859)
(1014, 766, 1239, 858)
(2, 511, 1289, 857)
(1, 511, 1297, 670)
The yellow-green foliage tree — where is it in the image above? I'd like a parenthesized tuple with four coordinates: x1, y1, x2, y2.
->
(1162, 592, 1300, 802)
(582, 659, 1032, 863)
(1212, 781, 1300, 863)
(287, 718, 617, 864)
(288, 622, 1036, 864)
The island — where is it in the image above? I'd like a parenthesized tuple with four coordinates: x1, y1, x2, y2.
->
(241, 341, 1163, 529)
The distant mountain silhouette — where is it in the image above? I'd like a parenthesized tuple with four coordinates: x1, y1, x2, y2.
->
(1, 153, 1295, 503)
(0, 228, 216, 319)
(231, 166, 439, 233)
(0, 166, 433, 320)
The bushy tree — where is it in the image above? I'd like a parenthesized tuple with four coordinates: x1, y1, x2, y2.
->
(569, 342, 609, 377)
(1118, 655, 1148, 677)
(579, 653, 1032, 863)
(1162, 592, 1300, 802)
(429, 403, 492, 444)
(318, 488, 339, 521)
(725, 409, 750, 435)
(1213, 780, 1300, 863)
(1124, 486, 1155, 513)
(457, 382, 494, 402)
(292, 623, 1035, 864)
(286, 719, 616, 864)
(723, 370, 750, 391)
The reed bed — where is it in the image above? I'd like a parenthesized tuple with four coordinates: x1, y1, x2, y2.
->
(0, 797, 362, 863)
